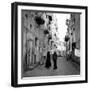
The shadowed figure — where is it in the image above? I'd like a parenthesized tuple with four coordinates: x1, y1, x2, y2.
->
(52, 51, 57, 70)
(45, 51, 51, 69)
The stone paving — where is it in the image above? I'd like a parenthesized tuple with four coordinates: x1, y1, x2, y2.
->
(23, 57, 80, 77)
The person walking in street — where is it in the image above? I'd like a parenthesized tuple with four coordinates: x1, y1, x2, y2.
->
(45, 51, 51, 69)
(52, 51, 57, 70)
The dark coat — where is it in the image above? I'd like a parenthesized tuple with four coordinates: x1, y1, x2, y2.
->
(53, 52, 57, 61)
(45, 51, 51, 68)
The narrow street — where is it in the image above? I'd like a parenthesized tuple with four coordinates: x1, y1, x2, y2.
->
(23, 57, 80, 77)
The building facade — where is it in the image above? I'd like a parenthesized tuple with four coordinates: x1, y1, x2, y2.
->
(22, 11, 58, 72)
(66, 13, 80, 57)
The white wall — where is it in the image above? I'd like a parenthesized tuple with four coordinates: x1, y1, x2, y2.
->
(0, 0, 89, 90)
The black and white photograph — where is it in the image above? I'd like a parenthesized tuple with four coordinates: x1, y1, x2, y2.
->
(11, 2, 88, 87)
(22, 11, 80, 77)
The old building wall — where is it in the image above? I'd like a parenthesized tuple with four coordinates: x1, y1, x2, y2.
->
(66, 13, 80, 57)
(22, 10, 58, 71)
(71, 14, 80, 49)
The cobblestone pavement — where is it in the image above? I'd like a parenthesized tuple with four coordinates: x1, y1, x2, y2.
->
(23, 57, 80, 77)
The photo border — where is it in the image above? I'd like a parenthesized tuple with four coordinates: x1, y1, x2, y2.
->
(11, 2, 88, 87)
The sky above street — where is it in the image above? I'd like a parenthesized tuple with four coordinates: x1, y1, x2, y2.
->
(54, 13, 70, 42)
